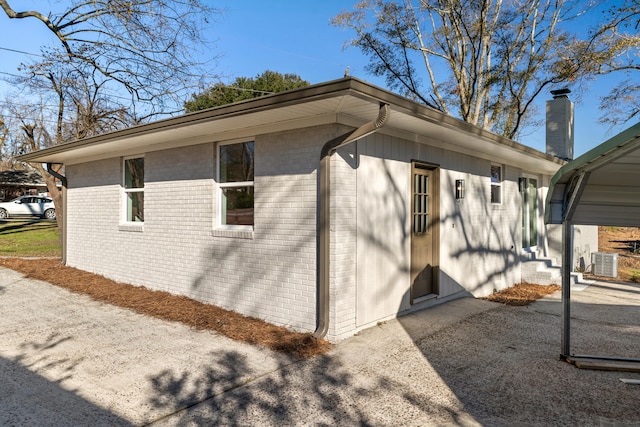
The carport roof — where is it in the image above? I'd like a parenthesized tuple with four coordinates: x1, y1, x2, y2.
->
(545, 121, 640, 226)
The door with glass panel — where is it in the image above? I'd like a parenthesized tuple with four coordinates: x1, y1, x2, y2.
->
(410, 162, 439, 301)
(521, 176, 538, 249)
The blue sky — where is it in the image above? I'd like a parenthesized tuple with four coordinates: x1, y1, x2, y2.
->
(0, 0, 633, 156)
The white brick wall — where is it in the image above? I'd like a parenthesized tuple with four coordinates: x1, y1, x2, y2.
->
(64, 126, 349, 337)
(331, 143, 358, 340)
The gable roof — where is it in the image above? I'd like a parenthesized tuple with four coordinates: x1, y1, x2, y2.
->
(545, 121, 640, 226)
(17, 78, 563, 173)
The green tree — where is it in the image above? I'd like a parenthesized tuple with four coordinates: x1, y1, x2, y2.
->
(333, 0, 640, 139)
(185, 71, 311, 112)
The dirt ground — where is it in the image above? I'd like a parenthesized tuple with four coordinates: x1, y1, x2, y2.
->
(594, 226, 640, 282)
(1, 226, 636, 358)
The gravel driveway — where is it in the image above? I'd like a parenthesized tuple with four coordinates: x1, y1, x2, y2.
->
(1, 266, 639, 426)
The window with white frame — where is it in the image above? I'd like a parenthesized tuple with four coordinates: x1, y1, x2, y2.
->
(490, 164, 502, 204)
(218, 141, 254, 228)
(123, 156, 144, 222)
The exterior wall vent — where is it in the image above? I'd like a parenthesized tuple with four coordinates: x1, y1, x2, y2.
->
(591, 252, 618, 278)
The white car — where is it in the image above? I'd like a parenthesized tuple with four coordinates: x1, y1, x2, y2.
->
(0, 195, 56, 220)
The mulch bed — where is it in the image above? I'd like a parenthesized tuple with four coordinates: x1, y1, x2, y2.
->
(480, 283, 561, 306)
(0, 257, 331, 359)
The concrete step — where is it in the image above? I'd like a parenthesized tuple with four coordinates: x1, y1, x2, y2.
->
(521, 259, 555, 275)
(521, 258, 587, 286)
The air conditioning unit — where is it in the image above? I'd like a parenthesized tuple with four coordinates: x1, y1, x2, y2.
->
(591, 252, 618, 278)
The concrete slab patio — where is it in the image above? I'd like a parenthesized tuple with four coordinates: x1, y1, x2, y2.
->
(1, 266, 639, 426)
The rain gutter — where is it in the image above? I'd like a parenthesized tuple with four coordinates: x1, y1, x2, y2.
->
(314, 103, 390, 339)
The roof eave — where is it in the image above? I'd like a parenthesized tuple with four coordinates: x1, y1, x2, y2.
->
(16, 77, 562, 171)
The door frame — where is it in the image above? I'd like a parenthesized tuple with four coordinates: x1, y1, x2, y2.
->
(410, 161, 440, 303)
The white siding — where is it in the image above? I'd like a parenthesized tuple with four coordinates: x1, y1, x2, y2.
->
(355, 134, 411, 329)
(353, 132, 553, 320)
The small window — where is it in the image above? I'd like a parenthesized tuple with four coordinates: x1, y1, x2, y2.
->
(413, 172, 429, 234)
(123, 156, 144, 222)
(490, 164, 502, 204)
(217, 141, 254, 228)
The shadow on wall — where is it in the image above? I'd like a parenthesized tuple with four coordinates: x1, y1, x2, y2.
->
(189, 178, 318, 330)
(187, 127, 356, 329)
(440, 173, 521, 295)
(1, 334, 132, 426)
(355, 157, 412, 318)
(355, 133, 526, 301)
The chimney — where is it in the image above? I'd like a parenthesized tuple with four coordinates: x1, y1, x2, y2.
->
(546, 88, 574, 161)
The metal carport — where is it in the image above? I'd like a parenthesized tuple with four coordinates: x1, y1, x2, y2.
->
(545, 121, 640, 370)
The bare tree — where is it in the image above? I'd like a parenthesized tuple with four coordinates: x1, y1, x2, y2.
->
(1, 1, 219, 115)
(1, 0, 220, 226)
(333, 0, 640, 139)
(3, 60, 139, 227)
(594, 1, 640, 126)
(1, 102, 64, 226)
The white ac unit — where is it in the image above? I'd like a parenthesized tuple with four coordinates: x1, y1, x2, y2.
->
(591, 252, 618, 278)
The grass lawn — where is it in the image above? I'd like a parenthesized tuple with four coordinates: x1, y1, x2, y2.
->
(0, 220, 61, 257)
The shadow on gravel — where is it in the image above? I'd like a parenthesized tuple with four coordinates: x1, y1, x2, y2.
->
(145, 346, 481, 425)
(0, 335, 131, 427)
(398, 290, 640, 426)
(147, 352, 378, 425)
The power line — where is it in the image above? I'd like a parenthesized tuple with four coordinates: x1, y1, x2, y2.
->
(0, 113, 77, 126)
(0, 46, 44, 58)
(0, 71, 22, 79)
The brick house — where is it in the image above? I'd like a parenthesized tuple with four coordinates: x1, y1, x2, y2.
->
(18, 78, 595, 341)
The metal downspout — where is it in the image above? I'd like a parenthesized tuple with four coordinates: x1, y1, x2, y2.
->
(314, 103, 390, 339)
(46, 163, 67, 187)
(46, 163, 67, 265)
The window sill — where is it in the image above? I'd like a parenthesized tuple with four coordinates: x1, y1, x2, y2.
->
(212, 228, 254, 240)
(119, 223, 144, 232)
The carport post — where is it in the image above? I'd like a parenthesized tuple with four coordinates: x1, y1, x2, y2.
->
(561, 219, 572, 358)
(560, 171, 589, 359)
